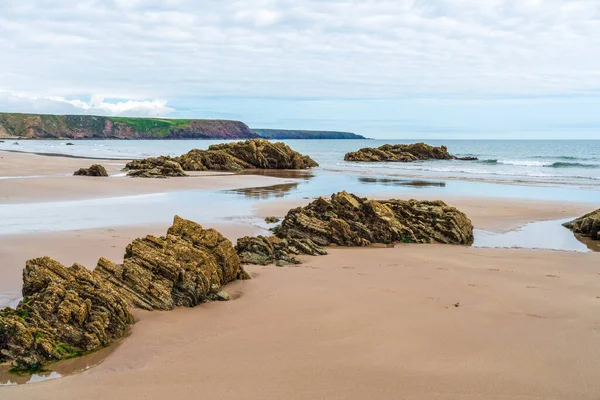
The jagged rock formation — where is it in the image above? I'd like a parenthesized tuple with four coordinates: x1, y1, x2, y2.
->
(236, 236, 327, 267)
(563, 209, 600, 241)
(0, 217, 250, 370)
(125, 139, 318, 177)
(278, 191, 474, 247)
(236, 191, 473, 266)
(126, 160, 187, 178)
(96, 216, 250, 310)
(73, 164, 108, 177)
(344, 143, 478, 162)
(0, 113, 259, 140)
(0, 257, 134, 370)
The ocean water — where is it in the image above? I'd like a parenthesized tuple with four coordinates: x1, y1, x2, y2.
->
(2, 139, 599, 188)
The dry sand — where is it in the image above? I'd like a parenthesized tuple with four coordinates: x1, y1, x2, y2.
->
(1, 150, 600, 399)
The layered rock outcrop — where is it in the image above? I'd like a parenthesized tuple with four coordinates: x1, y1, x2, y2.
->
(125, 139, 318, 177)
(0, 217, 250, 370)
(0, 257, 133, 370)
(236, 236, 326, 267)
(73, 164, 108, 177)
(96, 216, 250, 310)
(236, 191, 474, 266)
(344, 143, 477, 162)
(126, 160, 187, 178)
(563, 209, 600, 241)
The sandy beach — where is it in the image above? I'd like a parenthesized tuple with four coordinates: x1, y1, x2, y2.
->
(1, 150, 600, 399)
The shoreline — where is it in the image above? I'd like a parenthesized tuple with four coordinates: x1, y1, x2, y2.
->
(3, 147, 600, 192)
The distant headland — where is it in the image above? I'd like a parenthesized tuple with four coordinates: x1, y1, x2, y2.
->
(0, 112, 367, 140)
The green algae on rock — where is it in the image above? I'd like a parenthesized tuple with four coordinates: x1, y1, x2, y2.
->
(563, 209, 600, 241)
(236, 191, 474, 267)
(126, 160, 187, 178)
(344, 143, 477, 162)
(0, 216, 251, 371)
(278, 191, 474, 247)
(124, 139, 318, 177)
(0, 257, 134, 371)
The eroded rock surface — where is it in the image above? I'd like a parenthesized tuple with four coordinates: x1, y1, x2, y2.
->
(0, 257, 133, 370)
(126, 160, 187, 178)
(95, 216, 250, 310)
(344, 143, 477, 162)
(278, 191, 474, 247)
(563, 209, 600, 241)
(236, 236, 326, 266)
(0, 216, 250, 370)
(73, 164, 108, 177)
(125, 139, 318, 177)
(236, 191, 473, 266)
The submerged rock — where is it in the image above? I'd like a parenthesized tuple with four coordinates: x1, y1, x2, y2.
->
(125, 139, 318, 177)
(73, 164, 108, 177)
(278, 191, 474, 247)
(0, 257, 134, 371)
(236, 235, 327, 266)
(563, 209, 600, 241)
(344, 143, 478, 162)
(95, 216, 250, 310)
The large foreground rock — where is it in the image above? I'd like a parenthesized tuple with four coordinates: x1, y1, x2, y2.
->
(0, 216, 250, 370)
(95, 216, 250, 310)
(236, 191, 473, 266)
(125, 139, 318, 177)
(344, 143, 476, 162)
(0, 257, 133, 370)
(73, 164, 108, 176)
(563, 209, 600, 241)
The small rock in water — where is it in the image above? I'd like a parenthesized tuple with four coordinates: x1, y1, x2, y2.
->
(265, 216, 280, 224)
(454, 302, 460, 308)
(66, 142, 74, 145)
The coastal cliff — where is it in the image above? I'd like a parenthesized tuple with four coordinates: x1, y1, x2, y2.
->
(0, 113, 260, 140)
(254, 129, 367, 140)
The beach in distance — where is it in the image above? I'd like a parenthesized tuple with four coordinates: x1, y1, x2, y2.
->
(1, 139, 599, 399)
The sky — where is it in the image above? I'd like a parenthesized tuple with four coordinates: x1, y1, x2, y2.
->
(1, 0, 600, 139)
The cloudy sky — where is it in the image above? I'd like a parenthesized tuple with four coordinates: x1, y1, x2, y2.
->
(1, 0, 600, 138)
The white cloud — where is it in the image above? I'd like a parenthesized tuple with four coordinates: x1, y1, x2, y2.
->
(0, 0, 599, 122)
(0, 92, 174, 117)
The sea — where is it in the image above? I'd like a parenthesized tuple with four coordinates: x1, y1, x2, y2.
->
(2, 139, 599, 189)
(0, 139, 598, 243)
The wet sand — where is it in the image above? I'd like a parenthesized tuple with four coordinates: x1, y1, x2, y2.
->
(1, 150, 600, 399)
